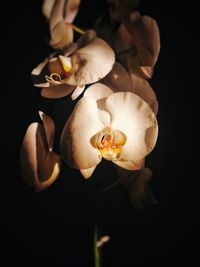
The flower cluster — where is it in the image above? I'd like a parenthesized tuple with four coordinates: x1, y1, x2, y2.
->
(20, 0, 160, 208)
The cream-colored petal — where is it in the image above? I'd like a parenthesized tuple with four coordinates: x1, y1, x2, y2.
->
(39, 111, 55, 150)
(50, 20, 73, 49)
(20, 123, 61, 191)
(105, 92, 158, 162)
(71, 84, 85, 100)
(32, 58, 49, 76)
(60, 96, 105, 169)
(80, 166, 96, 179)
(114, 158, 144, 171)
(42, 0, 55, 19)
(84, 83, 113, 101)
(49, 0, 65, 31)
(67, 38, 115, 85)
(64, 0, 81, 23)
(41, 83, 75, 98)
(77, 29, 97, 49)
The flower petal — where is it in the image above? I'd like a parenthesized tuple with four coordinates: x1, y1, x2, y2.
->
(114, 158, 144, 170)
(67, 38, 115, 85)
(39, 111, 55, 150)
(118, 167, 157, 209)
(50, 20, 73, 49)
(105, 92, 158, 162)
(80, 166, 96, 179)
(20, 123, 61, 191)
(71, 84, 85, 100)
(64, 0, 81, 23)
(60, 96, 105, 169)
(41, 83, 75, 98)
(84, 83, 113, 101)
(49, 0, 65, 31)
(42, 0, 55, 19)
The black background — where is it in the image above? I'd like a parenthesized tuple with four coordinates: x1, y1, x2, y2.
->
(1, 0, 199, 266)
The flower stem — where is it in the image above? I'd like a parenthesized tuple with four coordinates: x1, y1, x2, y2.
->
(66, 23, 85, 35)
(94, 226, 102, 267)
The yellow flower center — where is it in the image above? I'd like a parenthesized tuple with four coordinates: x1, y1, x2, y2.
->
(94, 127, 127, 161)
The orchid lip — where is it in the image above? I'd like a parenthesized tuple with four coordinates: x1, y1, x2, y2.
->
(95, 127, 127, 162)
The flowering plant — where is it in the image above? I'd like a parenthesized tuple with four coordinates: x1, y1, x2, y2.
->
(20, 0, 160, 265)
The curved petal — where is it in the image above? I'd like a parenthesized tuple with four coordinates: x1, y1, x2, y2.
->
(84, 83, 113, 101)
(39, 111, 55, 150)
(60, 96, 106, 169)
(80, 166, 96, 179)
(114, 158, 144, 170)
(67, 38, 115, 85)
(42, 0, 55, 19)
(41, 83, 75, 98)
(71, 84, 85, 100)
(105, 92, 158, 162)
(50, 20, 73, 49)
(64, 0, 81, 23)
(20, 123, 61, 191)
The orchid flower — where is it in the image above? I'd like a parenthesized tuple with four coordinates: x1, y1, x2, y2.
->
(116, 167, 157, 209)
(42, 0, 81, 49)
(31, 31, 115, 100)
(115, 11, 160, 79)
(20, 112, 61, 191)
(60, 83, 158, 179)
(102, 61, 158, 114)
(95, 11, 160, 79)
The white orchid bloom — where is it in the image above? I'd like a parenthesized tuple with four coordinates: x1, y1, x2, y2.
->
(32, 32, 115, 100)
(20, 112, 61, 191)
(60, 83, 158, 179)
(42, 0, 81, 49)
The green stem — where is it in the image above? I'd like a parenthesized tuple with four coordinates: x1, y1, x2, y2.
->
(94, 226, 102, 267)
